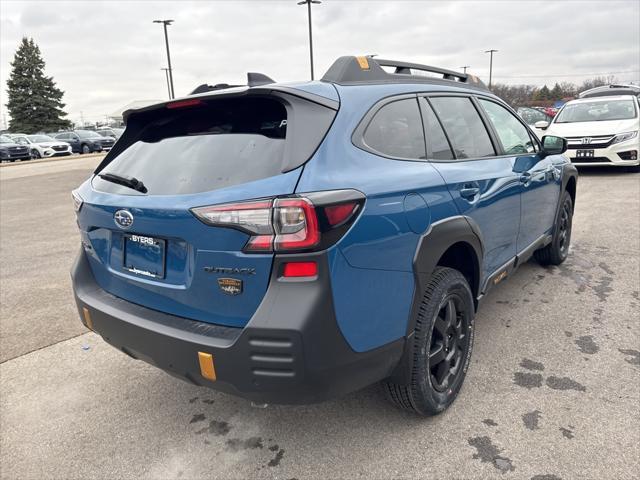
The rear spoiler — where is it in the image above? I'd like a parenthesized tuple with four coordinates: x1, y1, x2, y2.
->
(95, 85, 339, 175)
(189, 72, 277, 96)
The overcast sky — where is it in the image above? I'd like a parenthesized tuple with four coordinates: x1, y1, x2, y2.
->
(1, 0, 639, 127)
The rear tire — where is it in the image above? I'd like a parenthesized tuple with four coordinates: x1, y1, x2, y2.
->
(384, 267, 475, 416)
(534, 190, 573, 266)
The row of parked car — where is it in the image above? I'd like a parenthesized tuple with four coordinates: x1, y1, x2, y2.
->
(0, 128, 123, 162)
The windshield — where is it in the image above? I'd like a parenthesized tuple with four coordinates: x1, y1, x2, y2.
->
(28, 135, 54, 142)
(77, 130, 103, 139)
(0, 135, 14, 144)
(555, 99, 637, 123)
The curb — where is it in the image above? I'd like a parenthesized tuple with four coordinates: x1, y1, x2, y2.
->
(0, 153, 106, 168)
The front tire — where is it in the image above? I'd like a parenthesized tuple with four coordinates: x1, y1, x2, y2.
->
(81, 144, 91, 154)
(384, 267, 475, 416)
(534, 190, 573, 265)
(31, 149, 41, 159)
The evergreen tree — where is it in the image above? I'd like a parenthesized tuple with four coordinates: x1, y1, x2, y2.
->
(5, 37, 71, 133)
(550, 83, 563, 100)
(534, 85, 551, 101)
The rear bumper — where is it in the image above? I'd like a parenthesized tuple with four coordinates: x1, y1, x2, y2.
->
(71, 248, 403, 404)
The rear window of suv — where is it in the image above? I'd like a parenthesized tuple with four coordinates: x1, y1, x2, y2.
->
(93, 95, 335, 195)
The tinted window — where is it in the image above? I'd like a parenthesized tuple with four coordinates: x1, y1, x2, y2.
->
(421, 99, 454, 160)
(363, 98, 425, 159)
(94, 97, 290, 195)
(480, 100, 536, 154)
(429, 97, 495, 159)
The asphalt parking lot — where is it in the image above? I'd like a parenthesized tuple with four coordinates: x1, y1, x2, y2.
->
(1, 158, 638, 479)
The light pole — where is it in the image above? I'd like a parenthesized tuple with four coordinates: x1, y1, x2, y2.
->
(484, 49, 498, 88)
(161, 68, 171, 99)
(297, 0, 321, 80)
(153, 19, 175, 98)
(460, 65, 470, 74)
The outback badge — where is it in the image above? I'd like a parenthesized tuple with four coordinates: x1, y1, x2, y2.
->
(218, 278, 242, 296)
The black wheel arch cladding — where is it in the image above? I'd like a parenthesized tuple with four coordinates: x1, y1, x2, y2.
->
(389, 216, 482, 385)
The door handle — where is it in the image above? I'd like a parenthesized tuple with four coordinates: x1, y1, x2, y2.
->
(519, 172, 532, 186)
(460, 186, 480, 200)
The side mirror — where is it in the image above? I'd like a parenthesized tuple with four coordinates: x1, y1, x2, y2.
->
(541, 135, 567, 156)
(534, 120, 549, 130)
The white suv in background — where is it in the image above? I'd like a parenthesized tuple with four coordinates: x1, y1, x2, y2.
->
(537, 94, 639, 170)
(11, 134, 73, 159)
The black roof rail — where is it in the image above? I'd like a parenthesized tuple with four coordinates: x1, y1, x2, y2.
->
(321, 55, 488, 90)
(189, 72, 276, 95)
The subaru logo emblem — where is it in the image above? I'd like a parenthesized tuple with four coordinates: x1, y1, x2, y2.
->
(114, 210, 134, 229)
(581, 137, 592, 145)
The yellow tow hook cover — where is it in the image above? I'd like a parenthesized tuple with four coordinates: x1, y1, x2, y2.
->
(198, 352, 217, 381)
(82, 307, 93, 330)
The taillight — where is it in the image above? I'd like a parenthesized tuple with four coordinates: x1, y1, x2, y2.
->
(71, 190, 83, 213)
(192, 200, 272, 234)
(191, 190, 364, 254)
(273, 198, 319, 251)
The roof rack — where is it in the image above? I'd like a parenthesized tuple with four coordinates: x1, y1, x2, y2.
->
(321, 56, 488, 90)
(578, 83, 640, 98)
(189, 72, 276, 95)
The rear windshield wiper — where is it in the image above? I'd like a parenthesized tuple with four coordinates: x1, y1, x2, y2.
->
(98, 173, 148, 193)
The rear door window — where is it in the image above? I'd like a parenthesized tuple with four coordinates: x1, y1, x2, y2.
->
(429, 97, 495, 159)
(362, 98, 426, 160)
(420, 99, 454, 160)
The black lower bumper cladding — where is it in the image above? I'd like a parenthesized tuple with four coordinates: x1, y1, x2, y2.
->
(71, 248, 403, 404)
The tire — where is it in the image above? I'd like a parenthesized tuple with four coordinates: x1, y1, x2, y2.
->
(383, 267, 475, 416)
(31, 149, 41, 159)
(534, 190, 573, 266)
(81, 144, 91, 154)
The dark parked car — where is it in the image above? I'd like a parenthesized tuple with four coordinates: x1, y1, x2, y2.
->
(0, 134, 31, 162)
(72, 56, 577, 416)
(54, 130, 115, 154)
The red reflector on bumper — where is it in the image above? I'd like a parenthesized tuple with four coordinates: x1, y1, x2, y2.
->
(282, 261, 318, 277)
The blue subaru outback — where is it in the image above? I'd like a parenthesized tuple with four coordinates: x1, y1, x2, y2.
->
(71, 56, 577, 416)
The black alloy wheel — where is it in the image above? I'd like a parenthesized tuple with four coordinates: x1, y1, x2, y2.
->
(429, 294, 471, 392)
